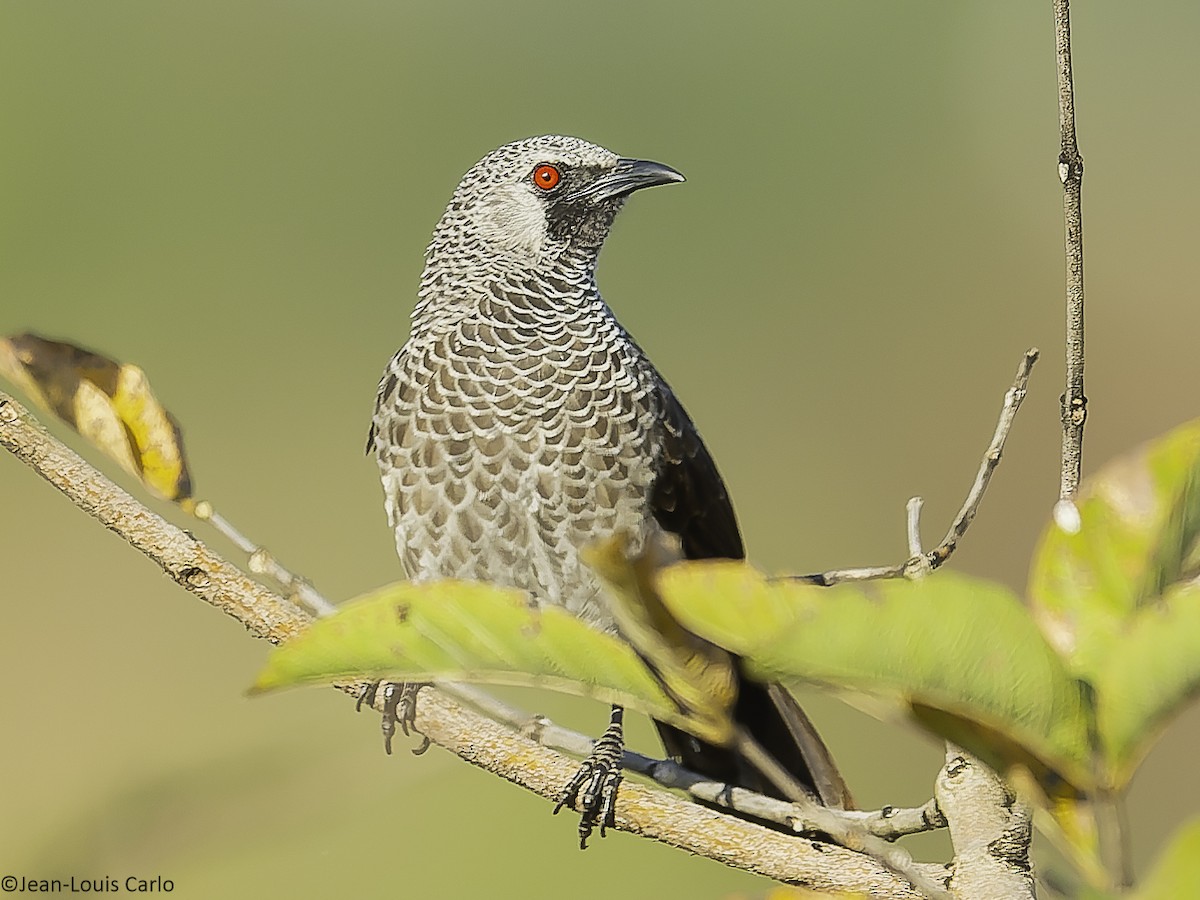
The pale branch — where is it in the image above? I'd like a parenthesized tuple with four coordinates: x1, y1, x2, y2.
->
(1054, 0, 1086, 503)
(0, 397, 313, 644)
(0, 389, 940, 897)
(444, 683, 946, 841)
(936, 747, 1035, 900)
(794, 348, 1039, 586)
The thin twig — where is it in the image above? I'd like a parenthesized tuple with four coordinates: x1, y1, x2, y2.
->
(195, 504, 337, 617)
(441, 682, 945, 840)
(1054, 0, 1086, 502)
(1054, 3, 1121, 887)
(928, 348, 1039, 566)
(795, 349, 1039, 586)
(905, 497, 925, 559)
(733, 729, 952, 900)
(0, 390, 938, 897)
(841, 800, 948, 842)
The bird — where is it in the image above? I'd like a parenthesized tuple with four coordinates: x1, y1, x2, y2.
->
(366, 135, 850, 846)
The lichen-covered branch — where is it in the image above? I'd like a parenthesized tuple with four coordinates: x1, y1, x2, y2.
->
(1, 389, 946, 896)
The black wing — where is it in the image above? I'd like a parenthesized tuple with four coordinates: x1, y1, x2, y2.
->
(646, 379, 852, 809)
(649, 382, 744, 562)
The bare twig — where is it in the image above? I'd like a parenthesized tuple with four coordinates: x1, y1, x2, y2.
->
(0, 389, 939, 897)
(1054, 0, 1086, 502)
(193, 502, 337, 617)
(795, 349, 1039, 586)
(443, 683, 945, 841)
(905, 497, 926, 559)
(842, 800, 948, 842)
(1054, 4, 1124, 888)
(733, 729, 952, 900)
(927, 348, 1039, 566)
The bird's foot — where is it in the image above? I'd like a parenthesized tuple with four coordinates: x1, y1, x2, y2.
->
(554, 706, 624, 849)
(356, 681, 430, 755)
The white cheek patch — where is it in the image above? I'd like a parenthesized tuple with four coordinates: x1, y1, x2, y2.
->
(475, 184, 548, 257)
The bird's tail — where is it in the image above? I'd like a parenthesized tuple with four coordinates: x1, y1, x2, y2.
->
(654, 677, 852, 816)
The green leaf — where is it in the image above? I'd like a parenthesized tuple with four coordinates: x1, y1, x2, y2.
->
(1095, 577, 1200, 785)
(656, 564, 1093, 791)
(251, 578, 733, 745)
(1029, 419, 1200, 787)
(1136, 818, 1200, 900)
(1029, 420, 1200, 676)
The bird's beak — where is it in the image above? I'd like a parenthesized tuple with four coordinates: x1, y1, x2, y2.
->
(568, 158, 686, 203)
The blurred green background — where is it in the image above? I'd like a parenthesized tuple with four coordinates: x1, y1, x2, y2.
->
(2, 2, 1198, 897)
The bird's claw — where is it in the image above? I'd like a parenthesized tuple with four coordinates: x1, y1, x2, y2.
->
(357, 681, 428, 755)
(554, 707, 624, 849)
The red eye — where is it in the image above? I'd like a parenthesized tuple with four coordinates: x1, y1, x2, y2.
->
(532, 164, 561, 191)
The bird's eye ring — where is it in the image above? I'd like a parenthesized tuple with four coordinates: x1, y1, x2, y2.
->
(532, 164, 562, 191)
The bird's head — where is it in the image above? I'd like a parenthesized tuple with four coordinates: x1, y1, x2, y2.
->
(428, 135, 684, 272)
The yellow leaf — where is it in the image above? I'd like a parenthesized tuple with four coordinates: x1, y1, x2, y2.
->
(109, 363, 192, 502)
(583, 533, 738, 745)
(0, 333, 192, 502)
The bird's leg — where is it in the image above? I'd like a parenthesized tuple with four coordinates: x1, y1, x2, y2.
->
(554, 705, 624, 848)
(356, 682, 430, 755)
